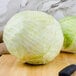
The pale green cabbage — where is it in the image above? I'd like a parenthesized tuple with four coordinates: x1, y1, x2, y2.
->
(3, 11, 64, 64)
(59, 16, 76, 53)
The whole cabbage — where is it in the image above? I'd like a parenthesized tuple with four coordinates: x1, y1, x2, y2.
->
(3, 11, 64, 64)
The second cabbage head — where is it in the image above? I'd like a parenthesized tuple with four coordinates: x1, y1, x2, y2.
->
(60, 16, 76, 53)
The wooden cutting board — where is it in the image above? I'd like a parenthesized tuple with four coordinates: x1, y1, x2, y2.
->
(0, 53, 76, 76)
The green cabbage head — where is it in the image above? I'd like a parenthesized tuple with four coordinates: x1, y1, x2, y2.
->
(60, 16, 76, 53)
(3, 11, 64, 64)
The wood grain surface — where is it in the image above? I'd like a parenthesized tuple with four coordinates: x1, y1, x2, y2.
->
(0, 53, 76, 76)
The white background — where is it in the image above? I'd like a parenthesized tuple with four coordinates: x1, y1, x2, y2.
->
(0, 0, 76, 31)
